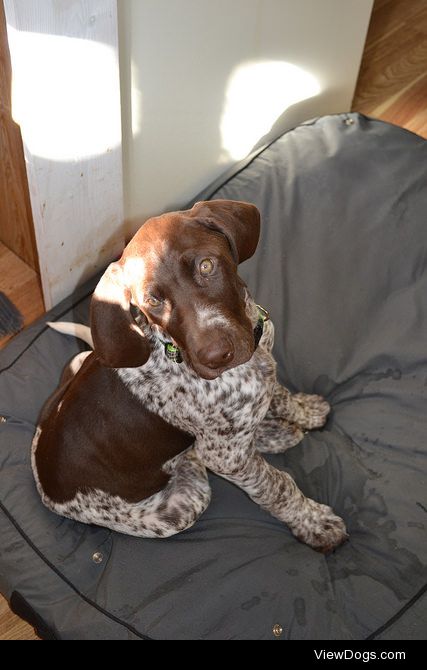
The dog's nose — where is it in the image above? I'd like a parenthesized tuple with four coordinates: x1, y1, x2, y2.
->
(197, 337, 234, 369)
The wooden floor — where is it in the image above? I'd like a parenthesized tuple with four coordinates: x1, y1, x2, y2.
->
(352, 0, 427, 138)
(0, 242, 44, 350)
(1, 0, 427, 642)
(0, 595, 39, 641)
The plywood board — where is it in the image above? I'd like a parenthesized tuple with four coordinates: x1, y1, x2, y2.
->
(4, 0, 124, 308)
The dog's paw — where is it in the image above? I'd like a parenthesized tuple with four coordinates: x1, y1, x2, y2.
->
(291, 393, 331, 430)
(291, 501, 348, 553)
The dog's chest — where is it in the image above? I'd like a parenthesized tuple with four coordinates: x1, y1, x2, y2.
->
(118, 332, 276, 439)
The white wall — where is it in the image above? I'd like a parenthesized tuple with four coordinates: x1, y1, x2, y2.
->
(118, 0, 373, 227)
(4, 0, 373, 307)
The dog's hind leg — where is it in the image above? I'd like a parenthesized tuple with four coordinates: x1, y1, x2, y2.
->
(60, 351, 92, 384)
(135, 449, 212, 537)
(43, 448, 211, 538)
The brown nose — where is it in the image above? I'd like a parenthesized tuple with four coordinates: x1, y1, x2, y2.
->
(197, 336, 235, 369)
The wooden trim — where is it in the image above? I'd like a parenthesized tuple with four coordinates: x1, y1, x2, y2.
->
(0, 0, 39, 271)
(0, 241, 44, 349)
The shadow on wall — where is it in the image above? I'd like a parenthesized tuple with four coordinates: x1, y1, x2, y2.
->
(250, 89, 343, 154)
(4, 1, 344, 300)
(118, 0, 348, 230)
(164, 82, 340, 223)
(219, 60, 321, 162)
(123, 56, 325, 231)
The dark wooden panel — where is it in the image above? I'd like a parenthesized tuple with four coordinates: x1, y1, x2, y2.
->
(0, 0, 39, 270)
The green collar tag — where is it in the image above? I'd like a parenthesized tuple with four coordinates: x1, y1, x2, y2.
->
(164, 342, 183, 363)
(253, 304, 269, 348)
(160, 305, 269, 364)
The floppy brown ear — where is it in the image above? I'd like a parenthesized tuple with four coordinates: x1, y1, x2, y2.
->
(90, 262, 151, 368)
(191, 199, 260, 263)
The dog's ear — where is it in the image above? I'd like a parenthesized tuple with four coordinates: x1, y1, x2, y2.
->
(191, 199, 260, 263)
(90, 262, 151, 368)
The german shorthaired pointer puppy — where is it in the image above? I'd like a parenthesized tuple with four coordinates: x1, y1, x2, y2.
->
(32, 200, 348, 552)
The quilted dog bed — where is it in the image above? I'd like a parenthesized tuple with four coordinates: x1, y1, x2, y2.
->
(0, 114, 426, 640)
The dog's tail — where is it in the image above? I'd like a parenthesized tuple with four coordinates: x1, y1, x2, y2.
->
(47, 321, 94, 349)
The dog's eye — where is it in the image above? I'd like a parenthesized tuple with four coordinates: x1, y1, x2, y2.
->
(199, 258, 214, 276)
(147, 296, 162, 307)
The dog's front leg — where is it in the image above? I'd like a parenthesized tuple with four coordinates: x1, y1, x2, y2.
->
(255, 417, 304, 452)
(267, 382, 331, 430)
(199, 442, 347, 553)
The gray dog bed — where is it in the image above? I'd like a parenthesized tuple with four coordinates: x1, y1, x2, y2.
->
(0, 114, 426, 640)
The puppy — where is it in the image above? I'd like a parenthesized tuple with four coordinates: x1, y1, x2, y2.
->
(32, 200, 347, 552)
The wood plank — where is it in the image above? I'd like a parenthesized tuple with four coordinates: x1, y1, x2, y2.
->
(0, 594, 39, 640)
(0, 241, 44, 349)
(378, 72, 427, 137)
(353, 25, 427, 113)
(0, 0, 11, 107)
(0, 0, 39, 271)
(352, 0, 427, 140)
(4, 0, 124, 309)
(362, 0, 427, 53)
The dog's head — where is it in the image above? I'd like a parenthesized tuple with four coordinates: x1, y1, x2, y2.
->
(90, 200, 260, 379)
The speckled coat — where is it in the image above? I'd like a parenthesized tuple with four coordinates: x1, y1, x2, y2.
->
(32, 295, 347, 553)
(32, 200, 348, 553)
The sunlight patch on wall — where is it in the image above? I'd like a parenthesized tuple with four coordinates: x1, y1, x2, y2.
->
(8, 27, 121, 161)
(220, 61, 320, 161)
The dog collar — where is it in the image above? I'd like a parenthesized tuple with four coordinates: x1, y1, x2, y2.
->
(253, 305, 270, 349)
(163, 341, 183, 363)
(161, 305, 269, 364)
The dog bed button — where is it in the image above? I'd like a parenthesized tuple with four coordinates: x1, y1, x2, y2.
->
(272, 623, 283, 637)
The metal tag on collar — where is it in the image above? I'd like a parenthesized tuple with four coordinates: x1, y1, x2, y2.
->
(254, 304, 269, 349)
(165, 342, 183, 363)
(256, 304, 269, 322)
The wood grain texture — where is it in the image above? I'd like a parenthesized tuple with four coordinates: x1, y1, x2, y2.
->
(352, 0, 427, 139)
(4, 0, 124, 309)
(0, 594, 39, 640)
(0, 0, 39, 270)
(0, 242, 44, 349)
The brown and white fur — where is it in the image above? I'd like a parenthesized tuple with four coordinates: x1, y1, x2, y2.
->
(32, 200, 347, 552)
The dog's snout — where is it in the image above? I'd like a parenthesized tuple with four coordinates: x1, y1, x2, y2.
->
(197, 336, 235, 369)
